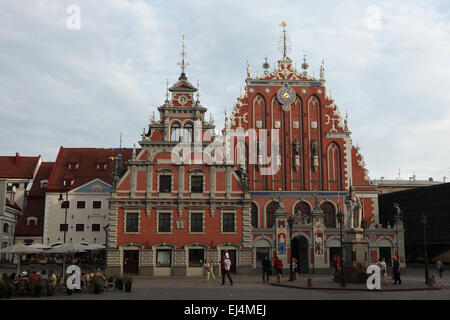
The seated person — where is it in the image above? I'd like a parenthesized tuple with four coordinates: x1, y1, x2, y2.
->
(48, 271, 57, 287)
(40, 270, 49, 281)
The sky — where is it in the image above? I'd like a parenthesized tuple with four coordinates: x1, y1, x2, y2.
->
(0, 0, 449, 182)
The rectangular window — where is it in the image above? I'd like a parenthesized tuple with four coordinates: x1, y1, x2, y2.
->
(61, 201, 70, 209)
(188, 249, 204, 267)
(126, 213, 139, 233)
(158, 213, 171, 233)
(223, 212, 235, 232)
(76, 224, 84, 232)
(156, 249, 172, 267)
(159, 175, 172, 193)
(191, 175, 203, 193)
(93, 201, 102, 209)
(77, 201, 85, 209)
(59, 224, 68, 232)
(190, 213, 203, 233)
(92, 224, 101, 232)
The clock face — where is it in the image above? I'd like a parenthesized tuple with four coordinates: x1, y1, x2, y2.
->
(178, 95, 188, 105)
(277, 84, 296, 107)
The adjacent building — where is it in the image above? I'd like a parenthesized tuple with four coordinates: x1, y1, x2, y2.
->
(0, 153, 42, 261)
(372, 176, 444, 194)
(42, 147, 132, 247)
(379, 182, 450, 263)
(15, 162, 54, 245)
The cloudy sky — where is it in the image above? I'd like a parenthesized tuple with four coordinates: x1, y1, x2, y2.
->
(0, 0, 449, 181)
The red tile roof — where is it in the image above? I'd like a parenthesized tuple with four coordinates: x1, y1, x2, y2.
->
(15, 162, 53, 238)
(0, 154, 41, 179)
(46, 147, 134, 192)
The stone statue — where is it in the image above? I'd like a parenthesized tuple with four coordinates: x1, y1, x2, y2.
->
(346, 184, 363, 231)
(393, 203, 403, 222)
(247, 62, 252, 78)
(293, 140, 300, 156)
(311, 140, 318, 156)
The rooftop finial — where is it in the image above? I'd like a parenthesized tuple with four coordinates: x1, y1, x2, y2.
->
(165, 79, 169, 102)
(262, 54, 270, 74)
(301, 55, 309, 76)
(320, 60, 325, 80)
(279, 21, 289, 58)
(177, 35, 189, 81)
(196, 80, 200, 102)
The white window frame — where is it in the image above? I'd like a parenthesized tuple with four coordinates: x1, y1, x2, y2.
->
(156, 210, 173, 234)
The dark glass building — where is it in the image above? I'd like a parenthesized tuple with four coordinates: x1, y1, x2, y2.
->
(379, 183, 450, 263)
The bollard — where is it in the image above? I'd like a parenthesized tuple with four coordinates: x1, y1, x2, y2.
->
(295, 272, 299, 280)
(307, 278, 312, 287)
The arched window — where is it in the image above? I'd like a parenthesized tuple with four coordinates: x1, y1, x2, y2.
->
(183, 122, 193, 142)
(266, 201, 279, 228)
(327, 143, 341, 189)
(294, 201, 312, 224)
(3, 223, 9, 233)
(251, 203, 258, 228)
(321, 202, 336, 228)
(171, 122, 181, 142)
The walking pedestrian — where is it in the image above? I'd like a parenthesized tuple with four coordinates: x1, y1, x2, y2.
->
(221, 252, 233, 286)
(292, 258, 299, 280)
(209, 259, 216, 281)
(262, 256, 269, 283)
(377, 258, 387, 285)
(274, 256, 283, 282)
(262, 256, 273, 283)
(204, 259, 215, 282)
(393, 256, 402, 285)
(436, 260, 444, 278)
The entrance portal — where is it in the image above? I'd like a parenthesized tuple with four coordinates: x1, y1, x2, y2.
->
(292, 236, 309, 274)
(123, 250, 139, 274)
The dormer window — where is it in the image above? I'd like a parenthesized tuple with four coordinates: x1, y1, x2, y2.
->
(63, 179, 74, 187)
(67, 155, 80, 171)
(40, 180, 48, 189)
(68, 162, 79, 170)
(27, 217, 38, 226)
(96, 163, 107, 170)
(96, 156, 108, 170)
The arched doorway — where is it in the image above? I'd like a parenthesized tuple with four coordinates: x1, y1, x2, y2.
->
(292, 235, 309, 274)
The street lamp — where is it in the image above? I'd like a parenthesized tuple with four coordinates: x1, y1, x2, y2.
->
(336, 209, 346, 287)
(421, 212, 429, 284)
(287, 215, 295, 281)
(58, 188, 69, 244)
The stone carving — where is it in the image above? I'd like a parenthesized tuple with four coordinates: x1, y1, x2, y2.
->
(292, 140, 300, 156)
(393, 203, 403, 222)
(311, 140, 319, 171)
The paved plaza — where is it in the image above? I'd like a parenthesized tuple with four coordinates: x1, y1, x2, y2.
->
(1, 266, 449, 300)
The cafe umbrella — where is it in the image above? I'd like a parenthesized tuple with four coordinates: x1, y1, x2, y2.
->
(47, 243, 87, 282)
(0, 244, 43, 275)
